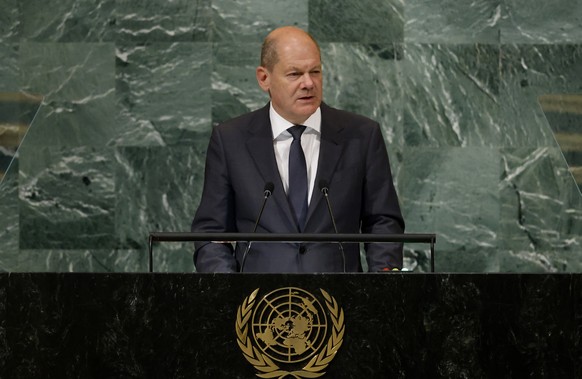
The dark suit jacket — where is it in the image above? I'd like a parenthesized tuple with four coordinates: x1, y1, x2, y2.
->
(191, 102, 404, 273)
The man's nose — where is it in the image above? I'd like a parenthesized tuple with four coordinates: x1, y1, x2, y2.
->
(301, 73, 314, 88)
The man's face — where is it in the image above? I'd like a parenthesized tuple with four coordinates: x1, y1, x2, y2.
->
(257, 36, 322, 125)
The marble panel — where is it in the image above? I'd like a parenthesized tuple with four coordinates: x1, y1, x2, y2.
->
(19, 42, 115, 103)
(321, 43, 403, 145)
(0, 94, 42, 269)
(403, 244, 434, 272)
(115, 43, 211, 146)
(0, 164, 19, 271)
(15, 98, 115, 149)
(0, 93, 42, 179)
(499, 249, 575, 273)
(0, 45, 19, 91)
(115, 0, 211, 42)
(8, 250, 146, 272)
(19, 146, 116, 249)
(501, 45, 582, 94)
(149, 242, 196, 273)
(498, 94, 561, 149)
(20, 0, 115, 42)
(0, 45, 37, 178)
(402, 43, 502, 147)
(500, 0, 582, 43)
(539, 94, 582, 192)
(0, 0, 19, 43)
(387, 148, 404, 191)
(212, 0, 308, 42)
(1, 0, 581, 275)
(433, 247, 501, 273)
(211, 42, 266, 125)
(114, 146, 205, 272)
(309, 0, 404, 43)
(398, 147, 500, 271)
(499, 44, 582, 147)
(500, 147, 582, 272)
(405, 0, 502, 43)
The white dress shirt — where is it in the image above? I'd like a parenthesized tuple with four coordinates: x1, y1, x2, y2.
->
(270, 103, 321, 205)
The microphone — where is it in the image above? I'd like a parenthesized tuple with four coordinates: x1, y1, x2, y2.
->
(240, 182, 274, 272)
(319, 180, 346, 272)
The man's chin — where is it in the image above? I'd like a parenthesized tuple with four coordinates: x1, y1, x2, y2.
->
(296, 99, 320, 112)
(296, 106, 318, 119)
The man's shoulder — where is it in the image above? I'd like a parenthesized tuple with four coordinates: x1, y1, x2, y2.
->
(321, 103, 379, 129)
(215, 103, 269, 131)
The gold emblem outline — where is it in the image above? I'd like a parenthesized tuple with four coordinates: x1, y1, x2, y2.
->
(235, 288, 345, 379)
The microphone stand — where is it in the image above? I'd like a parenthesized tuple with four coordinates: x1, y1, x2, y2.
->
(320, 180, 346, 273)
(240, 183, 274, 272)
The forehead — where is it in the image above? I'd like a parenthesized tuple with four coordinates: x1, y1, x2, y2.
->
(274, 36, 321, 67)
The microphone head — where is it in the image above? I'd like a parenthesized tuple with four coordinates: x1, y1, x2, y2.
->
(264, 182, 274, 196)
(318, 179, 329, 193)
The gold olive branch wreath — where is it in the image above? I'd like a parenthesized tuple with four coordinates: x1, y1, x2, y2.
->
(235, 288, 345, 379)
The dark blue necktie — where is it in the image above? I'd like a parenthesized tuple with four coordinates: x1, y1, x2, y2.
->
(287, 125, 308, 231)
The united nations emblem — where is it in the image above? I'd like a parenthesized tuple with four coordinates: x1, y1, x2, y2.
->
(235, 287, 345, 378)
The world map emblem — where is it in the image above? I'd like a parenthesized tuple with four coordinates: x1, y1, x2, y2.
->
(235, 287, 345, 378)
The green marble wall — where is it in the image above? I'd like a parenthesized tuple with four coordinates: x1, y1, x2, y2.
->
(0, 0, 581, 273)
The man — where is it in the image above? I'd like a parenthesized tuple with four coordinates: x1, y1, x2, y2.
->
(191, 26, 404, 273)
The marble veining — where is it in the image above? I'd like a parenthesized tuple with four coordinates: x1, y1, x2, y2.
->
(212, 0, 308, 42)
(115, 0, 212, 42)
(405, 0, 502, 43)
(309, 0, 404, 43)
(19, 146, 116, 249)
(115, 43, 212, 146)
(0, 0, 581, 273)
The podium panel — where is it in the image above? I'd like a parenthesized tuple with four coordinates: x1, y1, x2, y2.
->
(1, 273, 580, 378)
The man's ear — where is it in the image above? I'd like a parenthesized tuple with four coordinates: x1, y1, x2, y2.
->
(256, 66, 270, 93)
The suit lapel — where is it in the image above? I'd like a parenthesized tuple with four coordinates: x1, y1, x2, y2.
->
(246, 104, 299, 231)
(306, 104, 344, 226)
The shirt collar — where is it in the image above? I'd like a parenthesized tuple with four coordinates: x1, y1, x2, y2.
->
(270, 102, 321, 139)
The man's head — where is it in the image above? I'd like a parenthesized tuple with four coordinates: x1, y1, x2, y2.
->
(256, 26, 323, 125)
